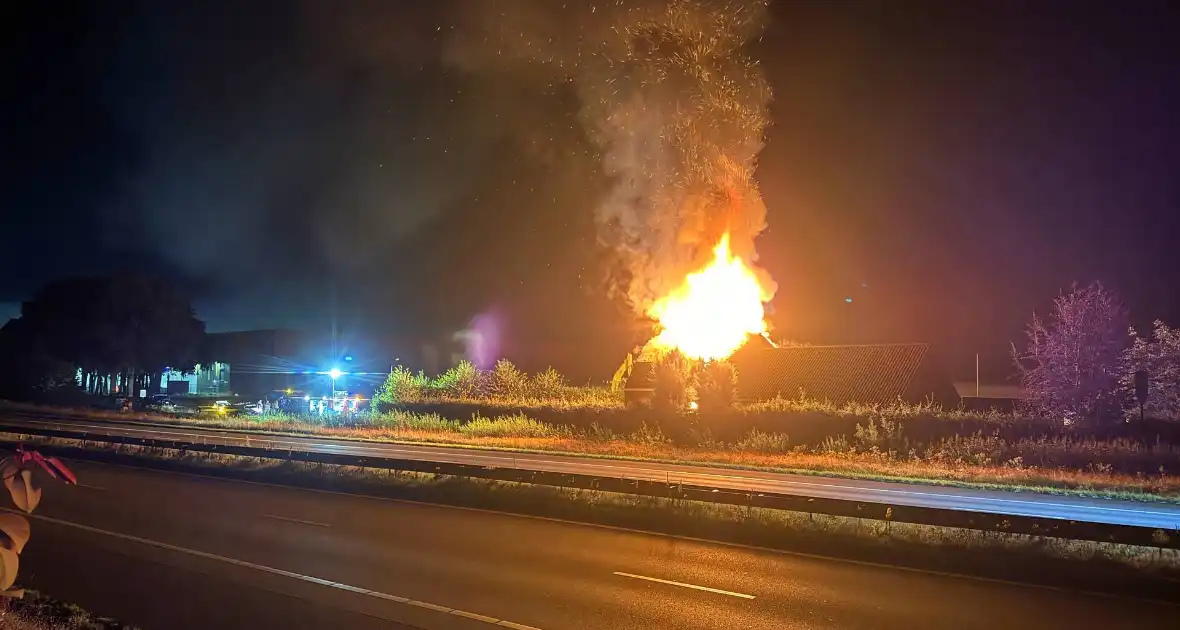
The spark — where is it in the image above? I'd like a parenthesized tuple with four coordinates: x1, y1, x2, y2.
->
(452, 0, 777, 356)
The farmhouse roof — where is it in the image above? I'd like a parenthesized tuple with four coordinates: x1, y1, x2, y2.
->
(732, 342, 931, 406)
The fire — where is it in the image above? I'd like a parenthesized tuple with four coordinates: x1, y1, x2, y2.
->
(646, 234, 771, 361)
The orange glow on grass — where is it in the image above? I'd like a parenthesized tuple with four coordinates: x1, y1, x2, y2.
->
(646, 234, 771, 361)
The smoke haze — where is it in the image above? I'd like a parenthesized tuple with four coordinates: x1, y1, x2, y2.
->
(445, 0, 777, 314)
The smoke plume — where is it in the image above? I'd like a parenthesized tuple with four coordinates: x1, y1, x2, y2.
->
(446, 0, 777, 314)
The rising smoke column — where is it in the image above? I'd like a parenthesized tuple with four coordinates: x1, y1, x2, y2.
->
(446, 0, 776, 315)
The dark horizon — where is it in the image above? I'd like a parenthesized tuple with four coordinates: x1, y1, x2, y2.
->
(5, 0, 1180, 382)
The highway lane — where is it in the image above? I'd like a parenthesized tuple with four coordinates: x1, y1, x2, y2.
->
(20, 529, 421, 630)
(14, 459, 1180, 629)
(4, 413, 1180, 529)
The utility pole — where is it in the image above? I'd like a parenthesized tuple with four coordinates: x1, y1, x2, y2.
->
(975, 353, 980, 398)
(330, 276, 338, 362)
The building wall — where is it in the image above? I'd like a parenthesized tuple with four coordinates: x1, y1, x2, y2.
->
(160, 362, 230, 395)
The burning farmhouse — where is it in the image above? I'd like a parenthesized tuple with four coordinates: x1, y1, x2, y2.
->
(458, 0, 936, 408)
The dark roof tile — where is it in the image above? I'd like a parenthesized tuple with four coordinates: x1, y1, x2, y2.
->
(733, 343, 930, 405)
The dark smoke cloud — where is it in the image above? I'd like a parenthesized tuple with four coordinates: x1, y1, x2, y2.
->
(99, 1, 495, 329)
(85, 0, 774, 335)
(445, 0, 777, 314)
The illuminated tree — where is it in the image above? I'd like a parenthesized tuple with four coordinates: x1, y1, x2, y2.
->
(1012, 282, 1130, 427)
(652, 350, 693, 411)
(6, 275, 205, 397)
(696, 360, 738, 412)
(1123, 321, 1180, 420)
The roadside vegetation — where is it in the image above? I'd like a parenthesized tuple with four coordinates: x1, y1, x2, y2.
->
(11, 394, 1179, 502)
(1, 591, 134, 630)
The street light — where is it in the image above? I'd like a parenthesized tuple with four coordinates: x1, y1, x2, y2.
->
(328, 367, 343, 380)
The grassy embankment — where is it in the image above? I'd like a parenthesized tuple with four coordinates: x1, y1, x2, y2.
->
(7, 432, 1178, 602)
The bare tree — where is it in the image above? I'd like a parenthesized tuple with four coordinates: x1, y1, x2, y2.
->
(1012, 282, 1130, 428)
(1123, 320, 1180, 420)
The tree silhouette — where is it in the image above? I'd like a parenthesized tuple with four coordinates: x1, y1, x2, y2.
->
(1, 275, 205, 398)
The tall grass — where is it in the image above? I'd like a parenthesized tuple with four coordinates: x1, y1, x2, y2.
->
(458, 413, 566, 438)
(735, 429, 792, 453)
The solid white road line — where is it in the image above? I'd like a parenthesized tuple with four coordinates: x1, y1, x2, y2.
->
(612, 571, 756, 599)
(261, 514, 332, 528)
(71, 483, 107, 491)
(12, 509, 544, 630)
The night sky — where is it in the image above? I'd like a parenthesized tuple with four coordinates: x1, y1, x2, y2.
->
(5, 0, 1180, 380)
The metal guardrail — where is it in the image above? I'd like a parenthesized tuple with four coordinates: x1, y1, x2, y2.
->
(1, 419, 1178, 551)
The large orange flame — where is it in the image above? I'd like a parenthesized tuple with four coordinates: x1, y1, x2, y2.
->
(646, 234, 772, 361)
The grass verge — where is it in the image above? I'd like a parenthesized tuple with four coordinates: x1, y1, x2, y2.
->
(1, 590, 136, 630)
(7, 433, 1180, 604)
(9, 394, 1180, 503)
(13, 402, 1180, 504)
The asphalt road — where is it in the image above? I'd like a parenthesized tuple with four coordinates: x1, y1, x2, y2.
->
(14, 460, 1180, 629)
(3, 413, 1180, 529)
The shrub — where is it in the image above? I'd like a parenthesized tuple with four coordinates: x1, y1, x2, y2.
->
(652, 351, 693, 412)
(853, 417, 905, 453)
(697, 360, 737, 411)
(372, 361, 623, 410)
(530, 367, 566, 399)
(432, 360, 483, 399)
(489, 360, 528, 400)
(373, 366, 428, 407)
